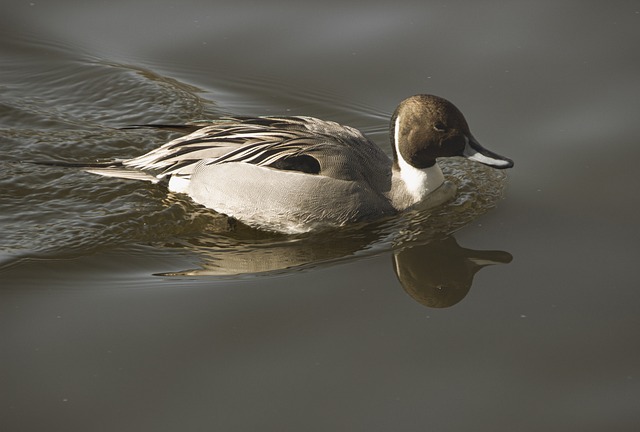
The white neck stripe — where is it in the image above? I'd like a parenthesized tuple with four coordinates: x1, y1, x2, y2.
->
(393, 113, 444, 203)
(394, 113, 401, 153)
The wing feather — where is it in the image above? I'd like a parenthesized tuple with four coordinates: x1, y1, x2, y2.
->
(121, 116, 387, 182)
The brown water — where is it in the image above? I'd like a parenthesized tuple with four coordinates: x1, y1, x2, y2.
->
(1, 1, 639, 431)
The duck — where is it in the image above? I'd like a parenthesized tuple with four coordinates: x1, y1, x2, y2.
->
(87, 94, 513, 233)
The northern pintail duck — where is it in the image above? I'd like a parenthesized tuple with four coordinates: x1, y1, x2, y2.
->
(89, 94, 513, 233)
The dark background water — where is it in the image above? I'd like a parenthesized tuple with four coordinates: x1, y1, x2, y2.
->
(1, 1, 639, 431)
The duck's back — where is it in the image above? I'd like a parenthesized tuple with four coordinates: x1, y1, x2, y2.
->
(126, 117, 387, 181)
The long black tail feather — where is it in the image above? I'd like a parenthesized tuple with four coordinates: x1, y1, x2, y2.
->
(27, 160, 123, 168)
(119, 124, 205, 133)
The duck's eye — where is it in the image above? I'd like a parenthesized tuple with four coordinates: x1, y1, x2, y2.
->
(433, 122, 447, 132)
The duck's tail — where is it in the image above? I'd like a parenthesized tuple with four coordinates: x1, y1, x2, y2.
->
(28, 159, 161, 183)
(23, 123, 206, 183)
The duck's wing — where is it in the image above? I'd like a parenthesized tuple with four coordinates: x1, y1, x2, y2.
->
(123, 116, 390, 182)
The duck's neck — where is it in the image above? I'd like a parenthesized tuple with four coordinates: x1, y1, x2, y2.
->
(391, 158, 445, 211)
(389, 112, 445, 211)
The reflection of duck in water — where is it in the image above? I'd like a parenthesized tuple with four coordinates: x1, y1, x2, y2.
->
(393, 236, 512, 308)
(85, 94, 512, 233)
(159, 227, 511, 310)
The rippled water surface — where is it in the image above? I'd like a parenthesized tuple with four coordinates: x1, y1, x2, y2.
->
(2, 1, 639, 431)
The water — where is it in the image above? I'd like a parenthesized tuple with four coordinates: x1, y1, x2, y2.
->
(1, 1, 639, 431)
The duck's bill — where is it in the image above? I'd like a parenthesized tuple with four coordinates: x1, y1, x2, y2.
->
(463, 135, 514, 169)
